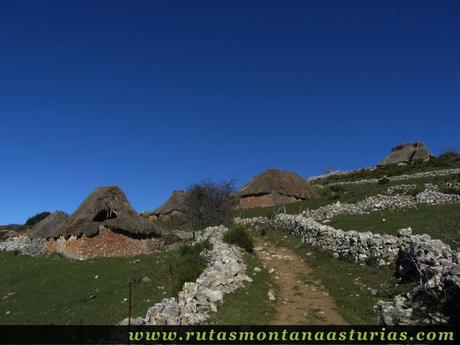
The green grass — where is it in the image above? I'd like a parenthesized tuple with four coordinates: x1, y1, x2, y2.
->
(209, 252, 276, 324)
(328, 203, 460, 249)
(0, 244, 208, 325)
(312, 156, 460, 185)
(223, 226, 254, 253)
(261, 228, 412, 324)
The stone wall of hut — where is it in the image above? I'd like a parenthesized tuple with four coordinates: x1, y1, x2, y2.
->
(239, 192, 301, 209)
(46, 228, 165, 259)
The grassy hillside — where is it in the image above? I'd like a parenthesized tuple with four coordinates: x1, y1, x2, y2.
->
(328, 203, 460, 249)
(311, 152, 460, 185)
(0, 244, 207, 325)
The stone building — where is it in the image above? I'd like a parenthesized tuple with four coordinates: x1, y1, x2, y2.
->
(238, 169, 318, 209)
(148, 190, 186, 221)
(46, 186, 162, 258)
(379, 142, 434, 166)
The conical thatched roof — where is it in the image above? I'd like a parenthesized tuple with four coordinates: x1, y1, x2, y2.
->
(152, 190, 186, 215)
(379, 142, 434, 166)
(57, 186, 161, 237)
(238, 169, 319, 199)
(27, 211, 69, 239)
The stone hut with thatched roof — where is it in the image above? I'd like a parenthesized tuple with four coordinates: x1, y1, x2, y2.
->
(379, 142, 434, 166)
(27, 211, 69, 239)
(237, 169, 319, 209)
(46, 186, 163, 259)
(148, 190, 186, 221)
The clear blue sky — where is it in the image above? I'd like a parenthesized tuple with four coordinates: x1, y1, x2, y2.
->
(1, 0, 459, 224)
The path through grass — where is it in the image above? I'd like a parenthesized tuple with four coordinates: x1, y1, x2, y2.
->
(262, 229, 413, 324)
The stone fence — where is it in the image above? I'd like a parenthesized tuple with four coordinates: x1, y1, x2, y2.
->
(307, 184, 460, 221)
(121, 225, 252, 325)
(311, 168, 460, 186)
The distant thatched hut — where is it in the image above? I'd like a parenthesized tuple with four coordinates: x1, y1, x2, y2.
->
(238, 169, 319, 209)
(379, 142, 434, 166)
(27, 211, 69, 239)
(46, 186, 162, 259)
(149, 190, 186, 221)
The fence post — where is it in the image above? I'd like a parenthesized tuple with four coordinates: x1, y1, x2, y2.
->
(128, 282, 132, 326)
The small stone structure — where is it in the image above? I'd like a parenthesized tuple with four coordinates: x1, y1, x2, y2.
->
(148, 190, 186, 221)
(121, 225, 252, 325)
(379, 142, 434, 166)
(27, 211, 69, 239)
(238, 169, 318, 209)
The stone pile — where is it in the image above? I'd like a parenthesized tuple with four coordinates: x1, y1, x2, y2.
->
(0, 235, 46, 256)
(308, 194, 416, 221)
(416, 184, 460, 204)
(385, 184, 417, 195)
(121, 225, 251, 325)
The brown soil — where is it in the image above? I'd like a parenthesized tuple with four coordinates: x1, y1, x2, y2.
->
(254, 237, 347, 325)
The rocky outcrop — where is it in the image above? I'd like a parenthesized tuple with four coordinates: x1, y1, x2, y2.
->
(121, 226, 251, 325)
(0, 235, 47, 256)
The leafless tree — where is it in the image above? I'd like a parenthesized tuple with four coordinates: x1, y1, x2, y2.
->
(183, 180, 237, 230)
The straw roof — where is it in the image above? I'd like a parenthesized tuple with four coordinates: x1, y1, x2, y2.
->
(238, 169, 319, 199)
(379, 142, 434, 166)
(57, 186, 161, 237)
(152, 190, 186, 215)
(27, 211, 69, 239)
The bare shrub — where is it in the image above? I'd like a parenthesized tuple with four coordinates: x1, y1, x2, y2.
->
(183, 180, 237, 230)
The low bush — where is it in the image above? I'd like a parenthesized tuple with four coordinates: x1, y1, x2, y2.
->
(224, 226, 254, 253)
(169, 240, 211, 295)
(25, 212, 50, 227)
(378, 177, 390, 185)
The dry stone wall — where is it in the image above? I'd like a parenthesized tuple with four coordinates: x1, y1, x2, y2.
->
(311, 168, 460, 186)
(121, 225, 252, 325)
(0, 235, 46, 256)
(306, 185, 460, 221)
(46, 228, 168, 259)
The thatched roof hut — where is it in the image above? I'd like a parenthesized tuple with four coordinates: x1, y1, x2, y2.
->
(57, 186, 161, 238)
(238, 169, 319, 208)
(152, 190, 186, 216)
(27, 211, 69, 239)
(379, 142, 434, 166)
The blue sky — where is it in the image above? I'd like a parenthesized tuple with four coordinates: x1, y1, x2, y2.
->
(0, 0, 459, 224)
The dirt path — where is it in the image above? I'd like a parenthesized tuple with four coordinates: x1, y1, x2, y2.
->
(254, 238, 347, 325)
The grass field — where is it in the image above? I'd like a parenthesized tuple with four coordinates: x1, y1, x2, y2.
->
(261, 228, 413, 324)
(328, 203, 460, 249)
(209, 252, 276, 324)
(0, 245, 207, 325)
(311, 155, 460, 185)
